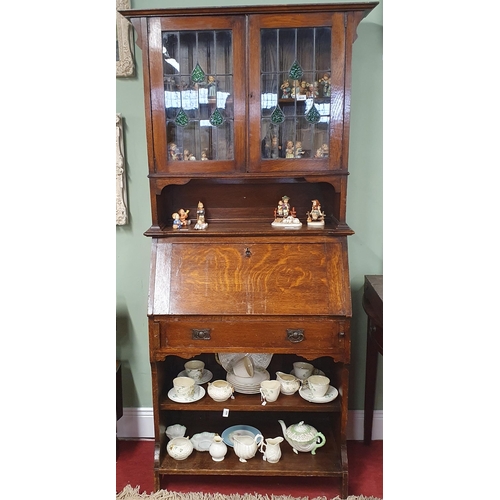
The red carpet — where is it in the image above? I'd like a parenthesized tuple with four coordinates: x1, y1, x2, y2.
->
(116, 439, 382, 498)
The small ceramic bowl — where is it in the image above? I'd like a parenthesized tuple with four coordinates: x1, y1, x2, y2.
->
(167, 437, 194, 460)
(166, 424, 186, 440)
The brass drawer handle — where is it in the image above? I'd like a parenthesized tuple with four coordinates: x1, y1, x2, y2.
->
(192, 328, 211, 340)
(286, 329, 305, 343)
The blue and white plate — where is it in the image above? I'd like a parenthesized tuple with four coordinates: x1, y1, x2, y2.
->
(221, 425, 262, 447)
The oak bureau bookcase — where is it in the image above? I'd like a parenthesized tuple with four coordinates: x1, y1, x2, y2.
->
(122, 3, 377, 497)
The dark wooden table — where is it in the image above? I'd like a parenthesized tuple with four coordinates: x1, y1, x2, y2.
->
(362, 275, 383, 444)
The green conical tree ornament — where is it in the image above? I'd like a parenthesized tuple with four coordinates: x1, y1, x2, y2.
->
(306, 104, 321, 124)
(288, 60, 303, 80)
(191, 63, 206, 83)
(271, 105, 285, 124)
(175, 108, 190, 127)
(209, 108, 225, 127)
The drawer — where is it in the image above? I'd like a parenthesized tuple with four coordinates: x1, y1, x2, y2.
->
(153, 316, 348, 353)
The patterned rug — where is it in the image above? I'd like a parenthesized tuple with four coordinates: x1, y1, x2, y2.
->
(117, 485, 382, 500)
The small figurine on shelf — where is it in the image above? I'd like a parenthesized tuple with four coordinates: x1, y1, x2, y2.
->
(294, 141, 305, 158)
(314, 147, 324, 158)
(280, 79, 291, 99)
(194, 201, 208, 230)
(270, 135, 281, 159)
(319, 73, 331, 97)
(272, 195, 302, 228)
(207, 75, 217, 98)
(307, 82, 318, 98)
(172, 212, 183, 229)
(321, 143, 329, 157)
(306, 199, 326, 227)
(178, 208, 191, 226)
(183, 149, 191, 161)
(168, 142, 180, 161)
(285, 140, 295, 158)
(201, 150, 209, 161)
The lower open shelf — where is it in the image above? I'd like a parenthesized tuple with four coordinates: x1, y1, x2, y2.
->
(157, 429, 344, 478)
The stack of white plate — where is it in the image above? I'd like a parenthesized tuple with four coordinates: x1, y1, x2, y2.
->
(227, 367, 270, 394)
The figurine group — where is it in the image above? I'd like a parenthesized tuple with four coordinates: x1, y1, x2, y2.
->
(172, 201, 208, 230)
(168, 143, 210, 162)
(280, 73, 331, 100)
(271, 196, 325, 228)
(164, 73, 219, 96)
(272, 196, 302, 228)
(262, 137, 307, 159)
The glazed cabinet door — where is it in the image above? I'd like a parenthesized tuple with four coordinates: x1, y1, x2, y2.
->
(147, 16, 246, 174)
(248, 13, 346, 173)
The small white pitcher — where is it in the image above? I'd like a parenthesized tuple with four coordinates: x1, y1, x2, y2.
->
(259, 436, 284, 463)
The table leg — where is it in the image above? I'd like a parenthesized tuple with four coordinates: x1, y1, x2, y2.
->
(364, 321, 378, 444)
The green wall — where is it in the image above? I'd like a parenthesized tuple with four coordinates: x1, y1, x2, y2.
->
(116, 0, 383, 411)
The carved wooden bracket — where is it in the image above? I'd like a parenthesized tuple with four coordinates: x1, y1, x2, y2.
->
(116, 114, 128, 225)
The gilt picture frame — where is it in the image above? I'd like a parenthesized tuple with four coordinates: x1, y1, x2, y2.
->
(116, 0, 134, 77)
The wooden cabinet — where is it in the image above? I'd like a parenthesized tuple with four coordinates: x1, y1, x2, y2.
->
(123, 3, 377, 497)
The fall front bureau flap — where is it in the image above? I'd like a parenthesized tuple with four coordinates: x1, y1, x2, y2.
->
(148, 237, 351, 316)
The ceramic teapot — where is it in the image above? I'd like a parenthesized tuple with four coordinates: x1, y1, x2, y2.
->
(278, 420, 326, 455)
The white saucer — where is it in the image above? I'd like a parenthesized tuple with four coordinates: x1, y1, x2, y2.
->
(177, 369, 213, 385)
(299, 385, 338, 403)
(168, 385, 206, 403)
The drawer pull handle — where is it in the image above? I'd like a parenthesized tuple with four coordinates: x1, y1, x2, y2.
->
(286, 329, 305, 343)
(244, 247, 252, 257)
(192, 328, 211, 340)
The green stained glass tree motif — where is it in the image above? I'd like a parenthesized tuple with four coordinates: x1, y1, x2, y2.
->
(288, 60, 303, 81)
(271, 105, 285, 124)
(175, 108, 189, 127)
(191, 63, 206, 83)
(306, 104, 321, 124)
(209, 108, 225, 127)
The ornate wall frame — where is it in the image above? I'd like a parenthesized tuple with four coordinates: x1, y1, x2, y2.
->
(116, 0, 134, 77)
(116, 114, 128, 225)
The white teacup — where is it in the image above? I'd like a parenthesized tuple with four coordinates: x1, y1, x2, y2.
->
(232, 355, 254, 378)
(173, 376, 196, 399)
(184, 360, 205, 382)
(306, 374, 330, 398)
(293, 361, 314, 380)
(207, 380, 234, 402)
(260, 380, 281, 403)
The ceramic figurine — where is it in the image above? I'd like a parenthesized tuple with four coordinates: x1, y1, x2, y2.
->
(321, 143, 329, 157)
(285, 140, 294, 158)
(270, 135, 281, 159)
(280, 79, 291, 98)
(314, 147, 323, 158)
(201, 150, 208, 160)
(168, 142, 180, 161)
(172, 212, 182, 229)
(194, 201, 208, 230)
(178, 208, 191, 226)
(272, 195, 302, 228)
(307, 199, 326, 226)
(294, 141, 305, 158)
(319, 72, 331, 97)
(207, 75, 217, 98)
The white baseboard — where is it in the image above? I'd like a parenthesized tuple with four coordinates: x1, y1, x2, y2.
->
(117, 408, 382, 441)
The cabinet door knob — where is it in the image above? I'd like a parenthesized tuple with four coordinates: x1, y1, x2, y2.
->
(192, 328, 211, 340)
(244, 247, 252, 257)
(339, 331, 345, 337)
(286, 329, 305, 343)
